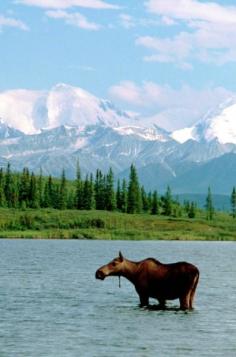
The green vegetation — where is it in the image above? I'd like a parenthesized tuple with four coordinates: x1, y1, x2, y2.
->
(0, 162, 236, 240)
(0, 208, 236, 240)
(0, 162, 185, 215)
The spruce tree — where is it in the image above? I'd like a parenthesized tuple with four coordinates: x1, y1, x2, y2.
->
(0, 168, 5, 207)
(58, 169, 67, 210)
(141, 186, 149, 212)
(4, 163, 14, 207)
(29, 172, 38, 208)
(151, 190, 159, 215)
(120, 179, 128, 213)
(162, 186, 173, 216)
(184, 200, 190, 215)
(95, 170, 105, 210)
(11, 175, 19, 208)
(206, 186, 214, 220)
(188, 202, 196, 219)
(19, 167, 30, 207)
(75, 160, 84, 209)
(44, 175, 54, 207)
(83, 174, 94, 210)
(147, 191, 153, 211)
(231, 187, 236, 218)
(105, 168, 116, 211)
(38, 168, 44, 208)
(116, 179, 122, 211)
(127, 164, 142, 214)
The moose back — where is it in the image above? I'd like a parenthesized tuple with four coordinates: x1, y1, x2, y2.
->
(95, 252, 199, 310)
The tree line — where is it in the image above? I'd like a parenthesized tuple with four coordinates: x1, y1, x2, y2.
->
(0, 162, 236, 219)
(0, 162, 184, 216)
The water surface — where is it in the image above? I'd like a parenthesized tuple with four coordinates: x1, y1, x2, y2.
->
(0, 240, 236, 356)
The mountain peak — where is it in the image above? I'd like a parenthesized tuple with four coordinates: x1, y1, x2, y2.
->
(172, 97, 236, 145)
(0, 117, 24, 139)
(0, 83, 136, 134)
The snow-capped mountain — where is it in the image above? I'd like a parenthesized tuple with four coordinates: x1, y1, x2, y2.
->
(0, 83, 138, 134)
(1, 84, 236, 194)
(172, 97, 236, 144)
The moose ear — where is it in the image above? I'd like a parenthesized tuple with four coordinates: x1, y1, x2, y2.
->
(119, 251, 124, 261)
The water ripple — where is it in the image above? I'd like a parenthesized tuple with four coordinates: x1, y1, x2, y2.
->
(0, 240, 236, 356)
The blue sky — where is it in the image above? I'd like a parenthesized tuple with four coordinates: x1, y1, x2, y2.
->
(1, 0, 236, 130)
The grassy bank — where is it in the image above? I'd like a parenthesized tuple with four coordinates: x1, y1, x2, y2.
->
(0, 208, 235, 240)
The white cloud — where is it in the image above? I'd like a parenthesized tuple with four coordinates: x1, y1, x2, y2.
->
(119, 14, 136, 29)
(0, 89, 46, 134)
(17, 0, 120, 10)
(109, 81, 145, 106)
(118, 13, 161, 30)
(46, 10, 101, 30)
(109, 80, 235, 130)
(140, 0, 236, 66)
(145, 0, 236, 24)
(0, 14, 29, 31)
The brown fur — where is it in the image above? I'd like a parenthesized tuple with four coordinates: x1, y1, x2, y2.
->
(95, 252, 199, 310)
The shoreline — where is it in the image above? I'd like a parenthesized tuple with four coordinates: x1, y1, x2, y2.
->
(0, 208, 235, 241)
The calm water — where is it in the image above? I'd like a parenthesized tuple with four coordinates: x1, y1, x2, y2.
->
(0, 240, 236, 357)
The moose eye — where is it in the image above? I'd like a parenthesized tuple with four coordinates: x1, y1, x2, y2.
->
(112, 262, 116, 267)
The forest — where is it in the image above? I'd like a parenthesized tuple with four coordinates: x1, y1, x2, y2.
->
(0, 162, 235, 239)
(0, 162, 224, 219)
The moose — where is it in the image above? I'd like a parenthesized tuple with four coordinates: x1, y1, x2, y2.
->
(95, 252, 199, 310)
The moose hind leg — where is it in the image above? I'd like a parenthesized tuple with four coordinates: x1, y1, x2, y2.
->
(189, 274, 199, 309)
(179, 293, 190, 310)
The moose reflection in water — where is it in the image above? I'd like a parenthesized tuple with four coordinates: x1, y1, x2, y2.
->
(95, 252, 199, 310)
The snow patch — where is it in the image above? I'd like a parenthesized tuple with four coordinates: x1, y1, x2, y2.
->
(114, 126, 168, 141)
(171, 127, 196, 143)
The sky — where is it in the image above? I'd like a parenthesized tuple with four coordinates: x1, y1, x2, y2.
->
(1, 0, 236, 131)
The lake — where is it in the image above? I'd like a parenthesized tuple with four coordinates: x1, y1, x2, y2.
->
(0, 240, 236, 357)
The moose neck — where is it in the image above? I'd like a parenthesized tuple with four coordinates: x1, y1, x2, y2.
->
(120, 259, 140, 284)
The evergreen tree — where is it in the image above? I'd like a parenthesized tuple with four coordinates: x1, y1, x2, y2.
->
(67, 190, 75, 209)
(120, 179, 128, 213)
(172, 197, 183, 218)
(89, 174, 95, 209)
(147, 191, 153, 212)
(58, 169, 67, 210)
(231, 186, 236, 218)
(206, 186, 214, 220)
(0, 168, 5, 207)
(53, 184, 60, 209)
(95, 170, 105, 210)
(151, 190, 159, 215)
(116, 179, 122, 211)
(11, 175, 19, 208)
(83, 174, 95, 210)
(162, 186, 173, 216)
(38, 168, 44, 207)
(19, 167, 30, 207)
(188, 201, 196, 219)
(4, 163, 15, 208)
(184, 200, 190, 215)
(127, 164, 142, 214)
(43, 175, 54, 207)
(105, 168, 116, 211)
(75, 160, 84, 209)
(29, 172, 38, 208)
(141, 186, 149, 212)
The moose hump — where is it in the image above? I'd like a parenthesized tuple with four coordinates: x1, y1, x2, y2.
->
(95, 251, 199, 310)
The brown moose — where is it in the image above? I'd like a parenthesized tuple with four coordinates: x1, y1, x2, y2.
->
(95, 251, 199, 310)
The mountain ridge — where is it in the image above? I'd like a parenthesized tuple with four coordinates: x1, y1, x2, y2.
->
(0, 83, 236, 194)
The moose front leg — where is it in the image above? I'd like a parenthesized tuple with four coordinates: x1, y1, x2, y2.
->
(139, 294, 149, 307)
